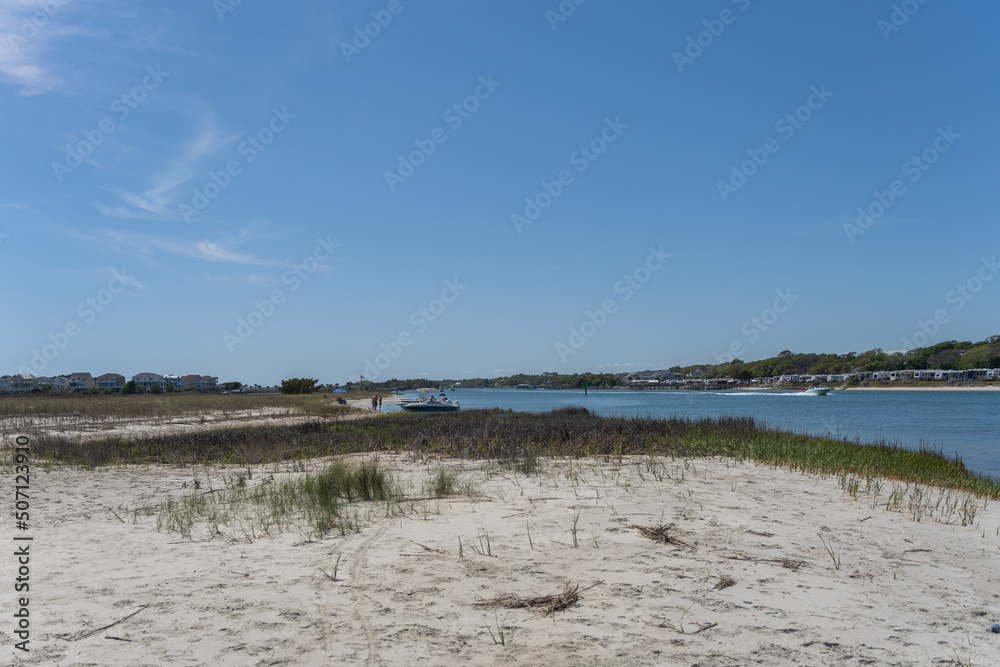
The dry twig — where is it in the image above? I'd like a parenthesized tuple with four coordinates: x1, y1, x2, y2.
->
(408, 539, 446, 554)
(58, 605, 149, 642)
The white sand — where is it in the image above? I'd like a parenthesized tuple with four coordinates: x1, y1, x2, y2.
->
(0, 407, 322, 443)
(4, 454, 999, 666)
(0, 401, 386, 444)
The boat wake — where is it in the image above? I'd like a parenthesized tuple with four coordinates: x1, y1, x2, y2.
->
(716, 391, 813, 397)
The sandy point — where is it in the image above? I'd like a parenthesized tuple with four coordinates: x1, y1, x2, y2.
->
(12, 454, 1000, 666)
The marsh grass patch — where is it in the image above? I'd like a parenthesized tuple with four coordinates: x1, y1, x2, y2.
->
(34, 408, 1000, 499)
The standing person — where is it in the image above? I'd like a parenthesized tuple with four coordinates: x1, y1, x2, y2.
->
(378, 395, 383, 411)
(371, 394, 377, 411)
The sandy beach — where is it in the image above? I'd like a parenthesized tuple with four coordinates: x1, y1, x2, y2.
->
(0, 407, 326, 443)
(5, 452, 999, 666)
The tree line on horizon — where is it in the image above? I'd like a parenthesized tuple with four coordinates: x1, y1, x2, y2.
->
(691, 335, 1000, 381)
(345, 335, 1000, 390)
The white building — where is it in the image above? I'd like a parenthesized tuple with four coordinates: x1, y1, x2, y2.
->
(132, 372, 166, 393)
(95, 373, 126, 391)
(162, 374, 185, 391)
(196, 376, 218, 392)
(37, 376, 72, 392)
(1, 373, 39, 394)
(68, 372, 95, 392)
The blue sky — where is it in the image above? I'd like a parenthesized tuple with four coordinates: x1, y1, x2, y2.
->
(2, 0, 998, 385)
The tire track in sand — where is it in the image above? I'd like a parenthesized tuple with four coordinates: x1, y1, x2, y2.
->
(352, 525, 384, 666)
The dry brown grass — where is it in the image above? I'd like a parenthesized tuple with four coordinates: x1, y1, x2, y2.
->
(476, 582, 600, 617)
(632, 522, 688, 547)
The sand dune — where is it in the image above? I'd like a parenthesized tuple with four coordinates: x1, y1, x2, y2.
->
(6, 454, 1000, 666)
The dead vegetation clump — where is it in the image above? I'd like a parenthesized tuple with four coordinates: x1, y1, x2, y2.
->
(476, 582, 599, 616)
(632, 522, 688, 547)
(714, 575, 736, 590)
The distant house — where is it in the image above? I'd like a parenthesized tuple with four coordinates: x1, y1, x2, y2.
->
(132, 372, 166, 393)
(4, 373, 39, 394)
(179, 374, 217, 392)
(37, 376, 71, 392)
(162, 374, 185, 391)
(197, 376, 218, 392)
(944, 370, 968, 382)
(67, 372, 95, 392)
(96, 373, 126, 391)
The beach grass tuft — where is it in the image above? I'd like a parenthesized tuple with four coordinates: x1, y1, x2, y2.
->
(144, 458, 396, 541)
(425, 468, 458, 498)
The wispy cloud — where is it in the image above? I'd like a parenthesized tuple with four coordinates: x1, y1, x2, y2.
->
(0, 0, 71, 94)
(0, 1, 168, 95)
(191, 240, 287, 267)
(101, 110, 241, 220)
(110, 173, 192, 217)
(93, 228, 296, 268)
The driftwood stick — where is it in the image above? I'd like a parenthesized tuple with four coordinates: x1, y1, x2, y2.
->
(409, 539, 446, 554)
(62, 604, 149, 642)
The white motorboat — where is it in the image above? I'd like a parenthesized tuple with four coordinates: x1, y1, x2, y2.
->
(804, 387, 832, 396)
(399, 388, 460, 412)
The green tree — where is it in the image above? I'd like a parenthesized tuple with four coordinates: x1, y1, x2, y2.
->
(280, 377, 320, 394)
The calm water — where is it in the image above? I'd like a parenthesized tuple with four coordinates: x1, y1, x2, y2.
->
(391, 388, 1000, 479)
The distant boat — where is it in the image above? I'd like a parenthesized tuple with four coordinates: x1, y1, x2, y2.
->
(399, 388, 460, 412)
(804, 387, 832, 396)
